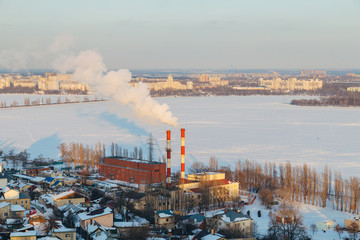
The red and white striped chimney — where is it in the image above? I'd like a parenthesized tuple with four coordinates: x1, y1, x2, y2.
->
(166, 130, 171, 185)
(180, 128, 185, 182)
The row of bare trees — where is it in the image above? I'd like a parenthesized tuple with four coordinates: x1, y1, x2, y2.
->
(58, 142, 105, 170)
(192, 157, 360, 214)
(110, 142, 144, 160)
(58, 142, 147, 170)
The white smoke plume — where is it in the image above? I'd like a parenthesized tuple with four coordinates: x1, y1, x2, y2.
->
(49, 33, 75, 53)
(54, 50, 179, 127)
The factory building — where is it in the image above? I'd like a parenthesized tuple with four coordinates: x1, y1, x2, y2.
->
(99, 157, 166, 185)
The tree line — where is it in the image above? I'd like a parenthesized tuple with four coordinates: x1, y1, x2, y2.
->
(192, 158, 360, 214)
(58, 142, 146, 171)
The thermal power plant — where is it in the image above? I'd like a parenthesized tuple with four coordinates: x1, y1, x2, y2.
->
(166, 130, 171, 185)
(180, 128, 185, 183)
(99, 157, 166, 185)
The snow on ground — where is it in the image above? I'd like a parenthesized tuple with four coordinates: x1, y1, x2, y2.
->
(1, 95, 360, 178)
(243, 198, 355, 240)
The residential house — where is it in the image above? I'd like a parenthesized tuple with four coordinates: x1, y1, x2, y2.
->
(345, 218, 360, 229)
(44, 177, 63, 188)
(78, 207, 114, 231)
(52, 228, 76, 240)
(51, 221, 76, 240)
(182, 214, 206, 227)
(10, 205, 25, 218)
(114, 213, 149, 237)
(192, 230, 226, 240)
(155, 210, 175, 229)
(206, 209, 253, 237)
(0, 188, 30, 209)
(0, 202, 10, 218)
(53, 189, 86, 207)
(0, 175, 8, 188)
(10, 230, 37, 240)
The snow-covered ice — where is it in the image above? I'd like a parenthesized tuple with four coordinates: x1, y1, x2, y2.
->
(1, 95, 360, 178)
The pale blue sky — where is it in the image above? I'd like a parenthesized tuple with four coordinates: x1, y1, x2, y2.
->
(0, 0, 359, 69)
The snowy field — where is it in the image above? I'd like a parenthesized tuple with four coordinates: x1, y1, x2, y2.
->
(243, 198, 355, 239)
(1, 94, 360, 178)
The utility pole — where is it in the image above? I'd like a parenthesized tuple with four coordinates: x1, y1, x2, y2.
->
(148, 133, 154, 162)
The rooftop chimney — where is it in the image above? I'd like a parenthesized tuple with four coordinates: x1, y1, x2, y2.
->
(166, 130, 171, 185)
(180, 128, 185, 183)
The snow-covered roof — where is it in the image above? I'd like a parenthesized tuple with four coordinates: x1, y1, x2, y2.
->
(10, 230, 36, 237)
(53, 227, 76, 233)
(215, 209, 251, 223)
(15, 224, 34, 232)
(104, 179, 139, 189)
(32, 177, 45, 182)
(40, 193, 55, 205)
(194, 230, 225, 240)
(78, 207, 113, 221)
(155, 210, 175, 218)
(10, 204, 25, 212)
(58, 203, 85, 212)
(38, 237, 62, 240)
(114, 221, 142, 228)
(6, 218, 23, 225)
(0, 202, 10, 209)
(53, 189, 75, 200)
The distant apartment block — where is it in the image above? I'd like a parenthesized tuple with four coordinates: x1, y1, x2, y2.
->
(259, 77, 323, 91)
(197, 74, 229, 86)
(0, 73, 87, 92)
(145, 74, 190, 91)
(347, 87, 360, 92)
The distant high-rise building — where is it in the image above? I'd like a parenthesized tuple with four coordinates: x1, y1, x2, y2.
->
(199, 74, 208, 82)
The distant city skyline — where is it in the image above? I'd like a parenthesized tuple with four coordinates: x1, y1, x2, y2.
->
(0, 0, 359, 70)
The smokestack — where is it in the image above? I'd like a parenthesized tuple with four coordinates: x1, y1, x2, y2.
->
(181, 128, 185, 183)
(166, 130, 171, 185)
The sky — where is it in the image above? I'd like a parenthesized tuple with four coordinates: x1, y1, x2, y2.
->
(0, 0, 359, 70)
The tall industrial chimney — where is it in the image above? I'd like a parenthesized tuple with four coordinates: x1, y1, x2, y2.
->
(181, 128, 185, 183)
(166, 130, 171, 185)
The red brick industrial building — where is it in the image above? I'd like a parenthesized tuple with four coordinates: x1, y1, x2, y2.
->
(25, 166, 51, 176)
(99, 157, 166, 185)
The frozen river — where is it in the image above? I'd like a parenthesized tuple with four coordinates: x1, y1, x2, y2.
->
(1, 94, 360, 177)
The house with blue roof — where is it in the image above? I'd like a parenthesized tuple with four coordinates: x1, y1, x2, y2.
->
(155, 210, 175, 229)
(182, 214, 206, 227)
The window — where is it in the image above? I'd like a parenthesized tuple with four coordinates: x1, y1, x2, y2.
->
(4, 212, 8, 216)
(65, 234, 70, 237)
(166, 218, 169, 222)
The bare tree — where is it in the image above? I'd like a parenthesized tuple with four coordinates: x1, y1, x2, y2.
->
(334, 224, 343, 239)
(267, 203, 308, 240)
(348, 221, 359, 240)
(209, 156, 218, 172)
(189, 161, 207, 173)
